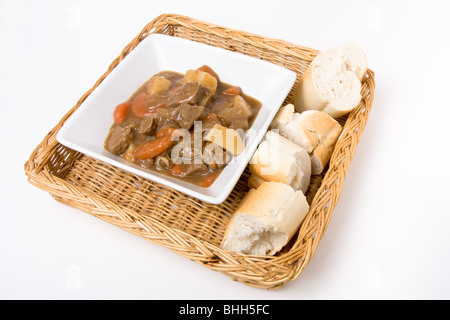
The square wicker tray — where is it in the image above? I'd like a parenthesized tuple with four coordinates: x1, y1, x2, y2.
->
(24, 14, 375, 290)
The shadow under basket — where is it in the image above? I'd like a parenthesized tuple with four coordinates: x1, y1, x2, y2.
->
(24, 14, 375, 290)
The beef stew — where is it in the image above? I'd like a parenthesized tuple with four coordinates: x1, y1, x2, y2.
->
(104, 66, 261, 187)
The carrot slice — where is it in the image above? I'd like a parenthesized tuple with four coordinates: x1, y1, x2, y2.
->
(156, 127, 176, 138)
(131, 92, 165, 118)
(131, 92, 149, 119)
(199, 173, 217, 188)
(202, 113, 219, 122)
(170, 164, 183, 176)
(113, 102, 131, 124)
(196, 65, 220, 82)
(132, 136, 173, 160)
(222, 86, 242, 96)
(201, 113, 221, 129)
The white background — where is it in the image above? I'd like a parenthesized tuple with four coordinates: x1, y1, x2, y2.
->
(1, 0, 449, 300)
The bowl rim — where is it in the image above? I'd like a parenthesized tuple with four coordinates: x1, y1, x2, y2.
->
(56, 33, 296, 204)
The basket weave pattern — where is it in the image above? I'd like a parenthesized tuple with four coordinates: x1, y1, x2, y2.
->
(24, 14, 375, 289)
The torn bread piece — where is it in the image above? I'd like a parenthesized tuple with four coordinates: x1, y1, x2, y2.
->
(270, 103, 295, 129)
(221, 181, 310, 256)
(279, 110, 342, 175)
(203, 124, 245, 156)
(249, 131, 311, 193)
(272, 109, 343, 175)
(293, 42, 368, 118)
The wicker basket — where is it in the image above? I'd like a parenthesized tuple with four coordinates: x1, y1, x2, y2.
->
(24, 14, 375, 290)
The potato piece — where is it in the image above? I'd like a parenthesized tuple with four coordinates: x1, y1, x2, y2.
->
(183, 69, 217, 94)
(203, 124, 245, 156)
(183, 69, 197, 83)
(146, 76, 171, 96)
(197, 71, 218, 94)
(232, 95, 252, 115)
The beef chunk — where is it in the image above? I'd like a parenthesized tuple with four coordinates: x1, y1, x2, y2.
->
(159, 106, 181, 121)
(156, 118, 180, 132)
(210, 94, 233, 114)
(167, 82, 201, 107)
(197, 87, 214, 107)
(156, 108, 181, 131)
(104, 124, 133, 155)
(227, 119, 249, 131)
(217, 95, 252, 130)
(139, 114, 157, 135)
(158, 103, 204, 130)
(178, 103, 204, 130)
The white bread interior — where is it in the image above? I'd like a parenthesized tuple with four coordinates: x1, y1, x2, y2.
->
(294, 42, 368, 119)
(270, 103, 295, 129)
(220, 181, 309, 256)
(271, 109, 343, 175)
(336, 42, 368, 81)
(249, 131, 311, 193)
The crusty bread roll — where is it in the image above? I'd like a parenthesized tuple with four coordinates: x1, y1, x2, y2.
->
(247, 173, 266, 189)
(294, 42, 368, 119)
(271, 106, 343, 175)
(249, 131, 311, 193)
(270, 102, 295, 129)
(220, 181, 309, 255)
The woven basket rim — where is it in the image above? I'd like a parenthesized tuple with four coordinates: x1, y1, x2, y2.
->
(24, 13, 375, 290)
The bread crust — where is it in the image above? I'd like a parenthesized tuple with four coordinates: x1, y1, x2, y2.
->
(275, 110, 342, 175)
(220, 182, 309, 255)
(249, 131, 311, 192)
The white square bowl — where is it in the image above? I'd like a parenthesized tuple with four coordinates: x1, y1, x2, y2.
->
(56, 34, 296, 204)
